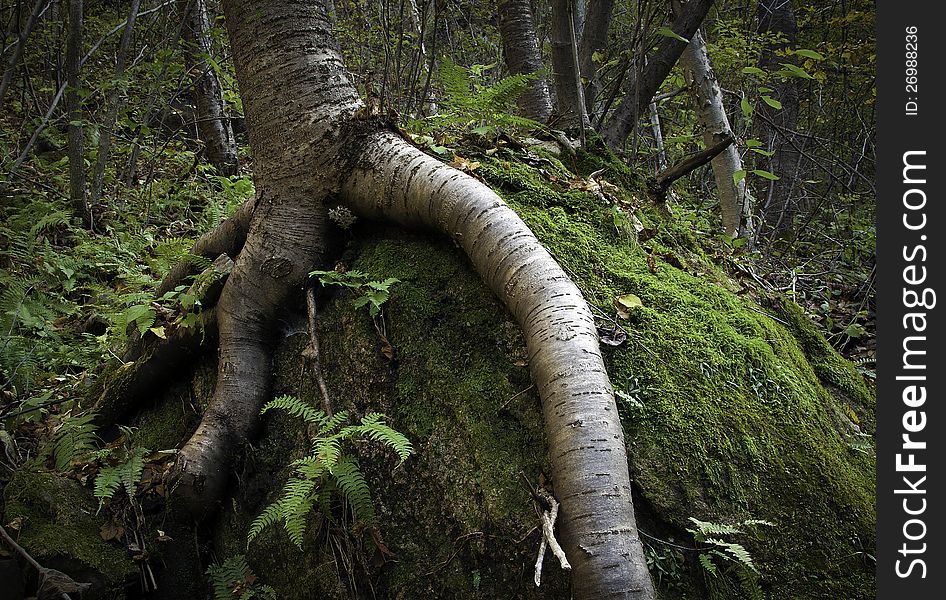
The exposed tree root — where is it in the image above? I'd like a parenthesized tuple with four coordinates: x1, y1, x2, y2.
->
(172, 193, 329, 517)
(90, 308, 217, 427)
(155, 194, 256, 298)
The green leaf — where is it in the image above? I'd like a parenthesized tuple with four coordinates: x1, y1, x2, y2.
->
(616, 293, 643, 309)
(751, 169, 780, 181)
(733, 170, 747, 185)
(740, 96, 753, 118)
(843, 323, 866, 338)
(761, 95, 782, 110)
(779, 63, 815, 79)
(743, 138, 763, 148)
(741, 66, 765, 76)
(750, 148, 775, 157)
(795, 49, 825, 60)
(656, 26, 689, 43)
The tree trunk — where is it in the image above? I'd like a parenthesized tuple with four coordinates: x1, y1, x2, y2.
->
(65, 0, 89, 228)
(169, 1, 656, 598)
(679, 26, 749, 238)
(0, 0, 48, 109)
(497, 0, 552, 122)
(756, 0, 800, 238)
(550, 0, 590, 130)
(88, 0, 140, 206)
(577, 0, 614, 116)
(600, 0, 715, 151)
(178, 0, 238, 176)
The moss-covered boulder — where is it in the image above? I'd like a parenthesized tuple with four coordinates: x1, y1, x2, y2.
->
(2, 146, 874, 599)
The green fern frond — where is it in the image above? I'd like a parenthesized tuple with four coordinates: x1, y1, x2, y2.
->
(315, 435, 343, 471)
(206, 554, 274, 600)
(94, 467, 123, 503)
(437, 58, 474, 109)
(119, 446, 148, 498)
(332, 456, 375, 524)
(688, 517, 744, 537)
(52, 412, 98, 470)
(247, 500, 285, 545)
(698, 553, 718, 577)
(260, 394, 325, 425)
(317, 410, 350, 436)
(705, 539, 758, 573)
(349, 413, 414, 464)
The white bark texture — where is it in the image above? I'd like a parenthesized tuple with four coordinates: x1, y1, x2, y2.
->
(341, 130, 654, 599)
(680, 27, 748, 237)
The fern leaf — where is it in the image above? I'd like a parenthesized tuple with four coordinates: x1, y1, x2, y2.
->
(705, 539, 758, 573)
(118, 446, 148, 498)
(698, 553, 718, 577)
(94, 466, 123, 503)
(317, 410, 350, 436)
(315, 435, 343, 471)
(52, 413, 98, 470)
(247, 501, 284, 546)
(332, 456, 375, 524)
(688, 517, 744, 537)
(352, 414, 414, 464)
(260, 395, 325, 425)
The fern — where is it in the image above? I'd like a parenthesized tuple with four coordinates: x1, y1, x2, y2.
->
(408, 58, 544, 140)
(332, 456, 375, 524)
(206, 555, 275, 600)
(249, 396, 413, 549)
(688, 516, 774, 597)
(260, 394, 328, 426)
(52, 412, 99, 470)
(92, 441, 149, 511)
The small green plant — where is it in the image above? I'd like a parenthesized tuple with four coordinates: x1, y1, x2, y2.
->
(688, 516, 774, 599)
(206, 555, 276, 600)
(51, 411, 99, 471)
(407, 59, 544, 141)
(91, 426, 150, 512)
(247, 395, 413, 549)
(309, 270, 400, 318)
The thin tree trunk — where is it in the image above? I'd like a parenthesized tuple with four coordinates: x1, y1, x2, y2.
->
(178, 0, 238, 176)
(550, 0, 590, 130)
(679, 25, 748, 238)
(0, 0, 47, 108)
(406, 0, 436, 115)
(88, 0, 140, 206)
(65, 0, 90, 228)
(600, 0, 715, 151)
(577, 0, 613, 115)
(171, 1, 656, 598)
(648, 100, 666, 171)
(497, 0, 552, 122)
(756, 0, 800, 238)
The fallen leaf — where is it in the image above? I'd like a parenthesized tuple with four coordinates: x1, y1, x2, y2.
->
(100, 521, 124, 542)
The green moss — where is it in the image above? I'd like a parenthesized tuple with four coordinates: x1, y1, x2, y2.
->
(4, 469, 136, 597)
